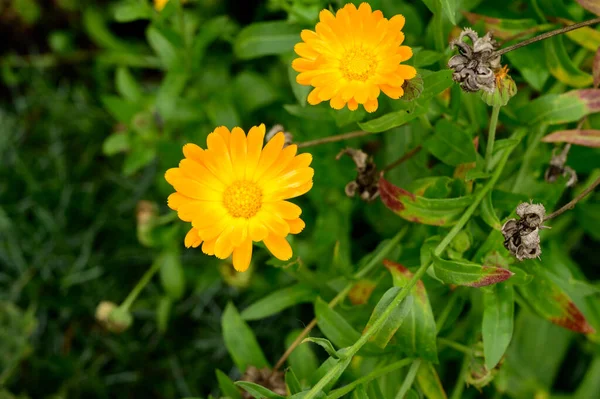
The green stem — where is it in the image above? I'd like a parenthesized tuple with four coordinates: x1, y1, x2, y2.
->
(395, 359, 422, 399)
(120, 261, 162, 311)
(437, 338, 473, 355)
(485, 105, 501, 173)
(435, 290, 460, 333)
(177, 0, 192, 72)
(303, 129, 525, 399)
(327, 358, 414, 399)
(512, 125, 545, 192)
(450, 353, 470, 399)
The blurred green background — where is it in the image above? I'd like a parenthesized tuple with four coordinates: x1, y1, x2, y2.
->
(1, 0, 600, 398)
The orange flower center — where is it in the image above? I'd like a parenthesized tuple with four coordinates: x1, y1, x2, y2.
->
(223, 180, 262, 218)
(340, 47, 377, 82)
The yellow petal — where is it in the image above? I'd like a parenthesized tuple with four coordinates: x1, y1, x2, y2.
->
(232, 239, 253, 272)
(171, 177, 222, 201)
(165, 168, 183, 186)
(206, 132, 234, 178)
(213, 126, 231, 148)
(287, 218, 305, 234)
(245, 124, 266, 179)
(230, 127, 247, 180)
(364, 98, 378, 113)
(249, 218, 269, 242)
(266, 201, 302, 220)
(257, 209, 290, 237)
(257, 144, 297, 183)
(179, 159, 226, 191)
(202, 238, 216, 255)
(182, 143, 204, 163)
(263, 234, 293, 261)
(214, 225, 236, 259)
(252, 132, 285, 181)
(167, 192, 189, 210)
(185, 227, 203, 248)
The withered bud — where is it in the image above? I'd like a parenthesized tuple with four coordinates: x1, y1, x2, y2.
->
(95, 301, 132, 333)
(266, 124, 294, 148)
(239, 367, 287, 398)
(545, 145, 577, 187)
(136, 200, 158, 248)
(336, 148, 379, 202)
(502, 202, 548, 261)
(466, 342, 502, 390)
(448, 28, 501, 93)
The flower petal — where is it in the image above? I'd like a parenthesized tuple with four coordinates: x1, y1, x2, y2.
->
(263, 234, 293, 261)
(232, 239, 253, 272)
(230, 127, 248, 180)
(287, 218, 306, 234)
(245, 124, 266, 180)
(185, 227, 203, 248)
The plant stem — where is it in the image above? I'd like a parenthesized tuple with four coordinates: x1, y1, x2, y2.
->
(495, 17, 600, 56)
(382, 146, 423, 173)
(485, 105, 501, 173)
(120, 261, 162, 311)
(395, 359, 422, 399)
(449, 353, 470, 399)
(544, 175, 600, 221)
(435, 291, 460, 333)
(273, 227, 408, 370)
(437, 338, 473, 355)
(297, 130, 373, 148)
(327, 358, 414, 399)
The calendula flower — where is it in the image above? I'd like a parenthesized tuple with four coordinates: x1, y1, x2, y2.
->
(154, 0, 169, 11)
(291, 2, 417, 112)
(165, 124, 313, 272)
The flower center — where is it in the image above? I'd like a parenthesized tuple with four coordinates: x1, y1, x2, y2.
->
(223, 180, 263, 219)
(340, 47, 377, 82)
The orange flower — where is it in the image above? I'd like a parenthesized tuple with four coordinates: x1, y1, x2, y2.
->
(154, 0, 169, 11)
(165, 124, 313, 272)
(292, 2, 417, 112)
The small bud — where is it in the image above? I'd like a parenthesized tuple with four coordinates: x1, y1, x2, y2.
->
(448, 28, 501, 93)
(239, 367, 287, 398)
(502, 202, 548, 261)
(480, 66, 517, 107)
(95, 301, 132, 333)
(219, 261, 253, 288)
(266, 124, 294, 148)
(545, 145, 577, 187)
(336, 148, 379, 202)
(136, 200, 158, 247)
(466, 343, 501, 390)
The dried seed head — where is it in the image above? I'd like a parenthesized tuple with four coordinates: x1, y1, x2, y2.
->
(545, 145, 577, 187)
(336, 148, 379, 202)
(240, 367, 287, 398)
(448, 28, 501, 93)
(502, 202, 548, 261)
(95, 301, 132, 333)
(266, 124, 294, 148)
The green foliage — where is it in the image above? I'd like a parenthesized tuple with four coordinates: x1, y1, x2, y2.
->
(2, 0, 600, 398)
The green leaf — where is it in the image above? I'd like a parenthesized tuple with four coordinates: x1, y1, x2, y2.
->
(482, 283, 514, 370)
(517, 262, 595, 334)
(412, 49, 443, 67)
(302, 337, 339, 359)
(122, 144, 156, 176)
(192, 16, 239, 67)
(515, 90, 600, 125)
(363, 287, 413, 348)
(146, 25, 181, 69)
(101, 95, 142, 123)
(462, 13, 545, 40)
(156, 296, 172, 333)
(216, 369, 243, 399)
(352, 384, 370, 399)
(384, 260, 438, 362)
(157, 249, 185, 300)
(331, 107, 367, 127)
(359, 104, 428, 133)
(423, 119, 476, 166)
(505, 42, 549, 91)
(545, 36, 593, 88)
(286, 330, 319, 384)
(286, 368, 303, 395)
(416, 362, 447, 399)
(102, 133, 130, 156)
(565, 24, 600, 52)
(242, 284, 316, 321)
(542, 129, 600, 148)
(480, 191, 502, 230)
(116, 67, 143, 102)
(84, 8, 131, 51)
(418, 70, 454, 102)
(222, 303, 269, 372)
(234, 71, 279, 112)
(234, 21, 301, 59)
(235, 381, 286, 399)
(432, 254, 514, 287)
(440, 0, 458, 25)
(379, 177, 473, 226)
(156, 71, 189, 120)
(315, 297, 361, 348)
(284, 104, 332, 120)
(113, 1, 152, 22)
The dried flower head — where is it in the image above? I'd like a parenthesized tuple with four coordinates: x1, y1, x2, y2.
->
(95, 301, 132, 333)
(165, 124, 313, 272)
(266, 124, 294, 148)
(502, 202, 548, 261)
(448, 28, 501, 93)
(466, 342, 502, 390)
(292, 3, 417, 112)
(545, 145, 577, 187)
(240, 367, 286, 398)
(336, 148, 379, 202)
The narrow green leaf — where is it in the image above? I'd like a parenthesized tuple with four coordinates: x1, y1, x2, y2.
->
(506, 42, 549, 91)
(565, 24, 600, 51)
(284, 104, 332, 121)
(315, 297, 361, 348)
(482, 283, 514, 370)
(302, 337, 339, 359)
(101, 95, 142, 123)
(418, 70, 454, 102)
(122, 144, 156, 176)
(116, 67, 142, 102)
(412, 49, 443, 67)
(235, 381, 286, 399)
(480, 191, 502, 230)
(156, 71, 189, 120)
(113, 1, 152, 22)
(416, 362, 447, 399)
(192, 16, 239, 66)
(156, 296, 172, 333)
(146, 25, 181, 69)
(216, 369, 243, 399)
(102, 133, 130, 156)
(83, 8, 131, 51)
(423, 119, 476, 166)
(242, 284, 316, 321)
(222, 303, 269, 372)
(545, 36, 593, 88)
(352, 384, 370, 399)
(234, 71, 280, 112)
(515, 91, 592, 125)
(234, 21, 301, 59)
(462, 12, 544, 39)
(286, 368, 303, 395)
(440, 0, 458, 25)
(542, 129, 600, 148)
(432, 254, 514, 287)
(359, 105, 427, 133)
(363, 287, 414, 349)
(157, 249, 185, 300)
(286, 330, 319, 385)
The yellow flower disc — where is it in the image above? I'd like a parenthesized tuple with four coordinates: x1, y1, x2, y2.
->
(165, 124, 313, 272)
(292, 2, 417, 112)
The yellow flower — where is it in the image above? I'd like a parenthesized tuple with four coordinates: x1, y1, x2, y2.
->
(154, 0, 169, 11)
(165, 124, 313, 272)
(292, 2, 417, 113)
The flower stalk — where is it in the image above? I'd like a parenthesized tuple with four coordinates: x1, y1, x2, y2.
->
(485, 105, 501, 173)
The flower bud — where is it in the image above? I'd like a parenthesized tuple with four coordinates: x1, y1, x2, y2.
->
(480, 66, 517, 107)
(136, 200, 158, 247)
(95, 301, 132, 333)
(466, 342, 502, 390)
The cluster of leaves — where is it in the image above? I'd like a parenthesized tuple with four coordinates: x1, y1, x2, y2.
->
(1, 0, 599, 398)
